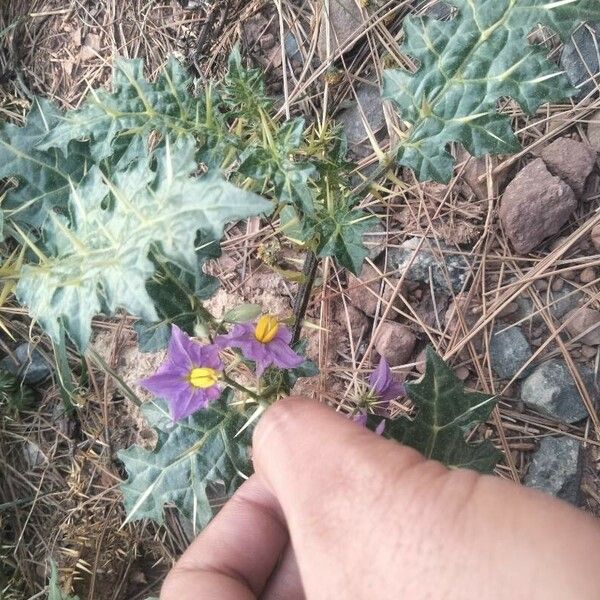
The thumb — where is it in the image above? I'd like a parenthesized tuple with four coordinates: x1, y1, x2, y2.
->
(252, 397, 600, 600)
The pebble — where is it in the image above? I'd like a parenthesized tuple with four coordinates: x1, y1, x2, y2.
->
(560, 23, 600, 100)
(489, 326, 533, 380)
(580, 267, 596, 284)
(337, 84, 388, 160)
(386, 237, 471, 294)
(521, 359, 594, 423)
(0, 343, 52, 385)
(551, 278, 565, 292)
(534, 279, 548, 292)
(318, 0, 364, 59)
(498, 302, 519, 318)
(581, 345, 597, 359)
(540, 137, 596, 197)
(586, 109, 600, 152)
(455, 366, 470, 381)
(347, 263, 401, 318)
(524, 436, 583, 505)
(499, 159, 577, 255)
(374, 321, 417, 367)
(591, 224, 600, 252)
(565, 307, 600, 345)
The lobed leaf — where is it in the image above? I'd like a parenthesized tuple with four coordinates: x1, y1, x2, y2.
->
(38, 58, 209, 162)
(384, 0, 600, 182)
(384, 347, 501, 472)
(119, 396, 252, 532)
(16, 136, 271, 350)
(0, 98, 90, 227)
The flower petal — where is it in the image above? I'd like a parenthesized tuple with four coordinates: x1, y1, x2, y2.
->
(267, 338, 305, 370)
(140, 372, 189, 399)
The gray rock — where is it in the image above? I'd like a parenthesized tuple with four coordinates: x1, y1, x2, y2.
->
(515, 285, 583, 326)
(521, 359, 595, 423)
(0, 343, 52, 385)
(412, 0, 453, 19)
(362, 221, 388, 260)
(386, 237, 471, 293)
(337, 84, 387, 159)
(318, 0, 365, 59)
(524, 436, 583, 505)
(284, 32, 300, 59)
(490, 326, 533, 380)
(560, 23, 600, 100)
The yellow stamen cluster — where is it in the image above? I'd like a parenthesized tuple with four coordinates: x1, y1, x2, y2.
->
(254, 315, 279, 344)
(188, 367, 219, 389)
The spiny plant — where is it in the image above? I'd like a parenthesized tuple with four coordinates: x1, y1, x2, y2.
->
(8, 4, 599, 530)
(384, 0, 600, 181)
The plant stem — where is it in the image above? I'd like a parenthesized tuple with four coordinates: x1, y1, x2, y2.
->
(292, 251, 319, 345)
(222, 372, 261, 402)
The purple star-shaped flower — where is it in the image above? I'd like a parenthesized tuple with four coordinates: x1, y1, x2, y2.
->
(353, 358, 405, 435)
(216, 315, 304, 376)
(139, 325, 223, 421)
(369, 357, 406, 405)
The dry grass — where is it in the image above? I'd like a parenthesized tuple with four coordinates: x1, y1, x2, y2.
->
(1, 0, 600, 597)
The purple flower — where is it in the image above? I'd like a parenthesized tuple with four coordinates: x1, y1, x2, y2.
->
(139, 325, 223, 421)
(369, 357, 405, 404)
(216, 315, 304, 376)
(352, 358, 405, 435)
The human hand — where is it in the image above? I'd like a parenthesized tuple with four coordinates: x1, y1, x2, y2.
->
(161, 397, 600, 599)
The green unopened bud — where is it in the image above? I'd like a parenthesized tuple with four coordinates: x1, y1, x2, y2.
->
(222, 304, 262, 324)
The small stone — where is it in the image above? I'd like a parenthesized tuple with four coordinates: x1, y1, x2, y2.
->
(581, 345, 597, 359)
(591, 223, 600, 252)
(386, 237, 471, 293)
(534, 279, 549, 292)
(580, 267, 596, 284)
(455, 366, 470, 381)
(560, 23, 600, 100)
(521, 359, 594, 423)
(586, 109, 600, 152)
(540, 138, 596, 197)
(415, 349, 427, 374)
(362, 221, 388, 261)
(347, 263, 401, 317)
(490, 326, 533, 380)
(498, 302, 519, 318)
(499, 159, 577, 255)
(334, 302, 370, 344)
(318, 0, 364, 59)
(563, 269, 576, 281)
(565, 307, 600, 345)
(337, 84, 388, 159)
(374, 321, 417, 366)
(551, 278, 565, 292)
(524, 436, 583, 505)
(0, 343, 52, 385)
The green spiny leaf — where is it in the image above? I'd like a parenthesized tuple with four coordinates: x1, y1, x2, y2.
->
(119, 396, 252, 532)
(316, 208, 377, 275)
(384, 347, 501, 473)
(0, 98, 89, 227)
(16, 136, 272, 350)
(135, 257, 219, 353)
(38, 58, 210, 162)
(384, 0, 600, 182)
